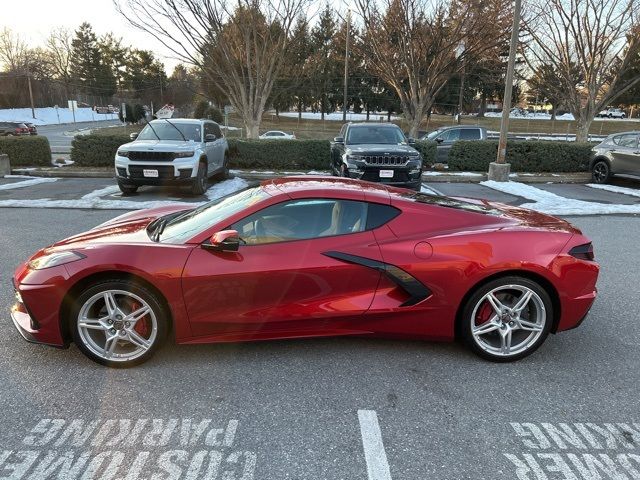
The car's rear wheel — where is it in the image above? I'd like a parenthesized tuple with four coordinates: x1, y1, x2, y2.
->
(461, 276, 553, 362)
(118, 181, 138, 195)
(216, 155, 229, 181)
(591, 160, 610, 184)
(70, 280, 168, 367)
(191, 161, 207, 195)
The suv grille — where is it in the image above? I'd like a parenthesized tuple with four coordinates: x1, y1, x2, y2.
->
(128, 151, 176, 161)
(364, 155, 410, 166)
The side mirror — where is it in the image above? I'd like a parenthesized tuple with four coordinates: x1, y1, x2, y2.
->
(435, 137, 444, 144)
(205, 134, 217, 142)
(333, 136, 344, 144)
(129, 132, 139, 140)
(407, 137, 416, 144)
(203, 230, 240, 252)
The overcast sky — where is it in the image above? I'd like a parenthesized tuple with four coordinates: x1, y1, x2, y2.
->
(2, 0, 180, 72)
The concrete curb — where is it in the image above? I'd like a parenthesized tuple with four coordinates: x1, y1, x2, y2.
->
(9, 167, 592, 184)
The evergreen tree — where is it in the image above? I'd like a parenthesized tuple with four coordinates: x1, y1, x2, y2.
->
(70, 23, 116, 99)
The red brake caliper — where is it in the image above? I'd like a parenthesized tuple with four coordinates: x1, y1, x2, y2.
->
(131, 301, 150, 337)
(475, 302, 494, 326)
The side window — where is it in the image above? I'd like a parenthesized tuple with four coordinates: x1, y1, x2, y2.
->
(340, 124, 347, 137)
(212, 123, 222, 138)
(441, 129, 461, 142)
(460, 128, 481, 140)
(204, 123, 215, 140)
(614, 134, 638, 148)
(366, 204, 401, 230)
(230, 199, 369, 245)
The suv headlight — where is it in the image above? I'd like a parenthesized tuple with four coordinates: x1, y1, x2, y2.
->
(28, 251, 86, 270)
(116, 150, 130, 158)
(174, 151, 195, 158)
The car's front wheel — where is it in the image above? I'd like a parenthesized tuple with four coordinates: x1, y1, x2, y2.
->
(591, 160, 611, 184)
(118, 181, 138, 195)
(70, 280, 168, 367)
(191, 161, 207, 195)
(460, 276, 553, 362)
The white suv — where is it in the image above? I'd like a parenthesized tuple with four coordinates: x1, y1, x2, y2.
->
(598, 108, 627, 119)
(115, 118, 229, 195)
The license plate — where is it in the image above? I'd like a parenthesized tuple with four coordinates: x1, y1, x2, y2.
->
(379, 170, 394, 178)
(143, 169, 159, 178)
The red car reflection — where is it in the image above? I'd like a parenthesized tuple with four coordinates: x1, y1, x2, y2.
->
(11, 177, 599, 367)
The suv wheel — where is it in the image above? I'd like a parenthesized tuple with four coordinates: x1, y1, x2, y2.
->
(118, 182, 138, 195)
(191, 162, 207, 195)
(591, 160, 610, 184)
(215, 156, 229, 181)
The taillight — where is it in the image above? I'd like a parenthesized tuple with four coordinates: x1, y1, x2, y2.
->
(569, 242, 594, 261)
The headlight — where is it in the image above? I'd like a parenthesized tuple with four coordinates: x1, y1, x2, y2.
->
(116, 150, 130, 158)
(174, 151, 195, 158)
(28, 251, 86, 270)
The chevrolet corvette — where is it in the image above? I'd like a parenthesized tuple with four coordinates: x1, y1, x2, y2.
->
(11, 177, 599, 367)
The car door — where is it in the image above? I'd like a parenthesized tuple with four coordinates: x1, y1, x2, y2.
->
(181, 198, 384, 338)
(211, 123, 225, 169)
(610, 133, 639, 174)
(436, 128, 461, 162)
(203, 122, 217, 173)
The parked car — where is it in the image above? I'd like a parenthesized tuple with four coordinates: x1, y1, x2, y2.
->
(24, 122, 38, 135)
(11, 176, 599, 367)
(421, 126, 488, 163)
(598, 108, 626, 119)
(330, 122, 423, 190)
(259, 130, 296, 139)
(114, 118, 229, 195)
(590, 131, 640, 183)
(0, 122, 30, 136)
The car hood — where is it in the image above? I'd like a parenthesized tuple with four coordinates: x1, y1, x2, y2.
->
(49, 205, 193, 249)
(346, 144, 420, 155)
(120, 140, 199, 152)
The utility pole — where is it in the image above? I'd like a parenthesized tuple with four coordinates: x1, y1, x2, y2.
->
(488, 0, 522, 182)
(457, 66, 465, 125)
(27, 73, 35, 119)
(159, 76, 164, 105)
(342, 9, 351, 123)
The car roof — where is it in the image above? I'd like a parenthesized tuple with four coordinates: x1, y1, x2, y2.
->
(262, 176, 393, 203)
(150, 118, 212, 124)
(347, 122, 400, 128)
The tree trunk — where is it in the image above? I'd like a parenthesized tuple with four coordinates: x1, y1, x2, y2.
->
(297, 99, 302, 120)
(551, 105, 556, 121)
(575, 116, 592, 142)
(366, 105, 370, 121)
(245, 117, 260, 138)
(477, 93, 486, 117)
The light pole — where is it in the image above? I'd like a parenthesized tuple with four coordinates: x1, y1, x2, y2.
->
(342, 9, 351, 122)
(488, 0, 522, 182)
(456, 42, 465, 125)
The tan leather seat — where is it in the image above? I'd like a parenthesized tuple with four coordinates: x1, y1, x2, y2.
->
(320, 201, 343, 236)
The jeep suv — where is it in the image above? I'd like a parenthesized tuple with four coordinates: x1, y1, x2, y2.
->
(330, 123, 423, 190)
(115, 118, 229, 195)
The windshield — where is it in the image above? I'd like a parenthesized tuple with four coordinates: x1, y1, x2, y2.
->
(137, 121, 202, 142)
(346, 126, 407, 145)
(160, 186, 270, 243)
(424, 128, 445, 141)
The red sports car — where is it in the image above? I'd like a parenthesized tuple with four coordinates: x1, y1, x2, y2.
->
(11, 177, 599, 367)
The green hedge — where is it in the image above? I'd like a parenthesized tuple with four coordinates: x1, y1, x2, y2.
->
(71, 134, 130, 166)
(414, 140, 437, 164)
(227, 139, 330, 169)
(448, 140, 592, 172)
(0, 136, 52, 166)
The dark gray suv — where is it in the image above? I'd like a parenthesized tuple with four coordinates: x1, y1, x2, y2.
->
(590, 131, 640, 184)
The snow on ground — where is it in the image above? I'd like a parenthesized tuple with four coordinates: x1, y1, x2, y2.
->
(0, 107, 118, 125)
(424, 171, 483, 177)
(0, 177, 58, 190)
(0, 177, 249, 210)
(483, 111, 639, 122)
(586, 183, 640, 199)
(277, 111, 400, 122)
(481, 180, 640, 215)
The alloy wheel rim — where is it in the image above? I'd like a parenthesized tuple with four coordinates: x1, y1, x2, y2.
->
(77, 289, 158, 362)
(593, 163, 607, 182)
(470, 284, 546, 357)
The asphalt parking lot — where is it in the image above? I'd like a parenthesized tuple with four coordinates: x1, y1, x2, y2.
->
(1, 202, 639, 479)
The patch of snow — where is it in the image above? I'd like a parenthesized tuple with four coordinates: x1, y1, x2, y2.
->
(420, 185, 441, 195)
(204, 177, 249, 201)
(424, 171, 483, 177)
(481, 180, 640, 215)
(0, 177, 58, 190)
(4, 174, 36, 178)
(306, 170, 330, 175)
(277, 111, 401, 122)
(81, 185, 121, 200)
(0, 107, 118, 125)
(586, 183, 640, 198)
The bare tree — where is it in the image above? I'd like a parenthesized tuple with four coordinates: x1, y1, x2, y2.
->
(115, 0, 308, 137)
(0, 28, 29, 73)
(524, 0, 640, 141)
(45, 28, 73, 97)
(356, 0, 511, 137)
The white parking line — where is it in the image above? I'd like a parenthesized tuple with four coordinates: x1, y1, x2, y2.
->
(358, 410, 393, 480)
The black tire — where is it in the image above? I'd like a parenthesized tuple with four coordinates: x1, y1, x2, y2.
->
(118, 182, 138, 195)
(215, 155, 230, 181)
(69, 280, 168, 368)
(591, 160, 611, 184)
(460, 276, 554, 362)
(191, 161, 207, 195)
